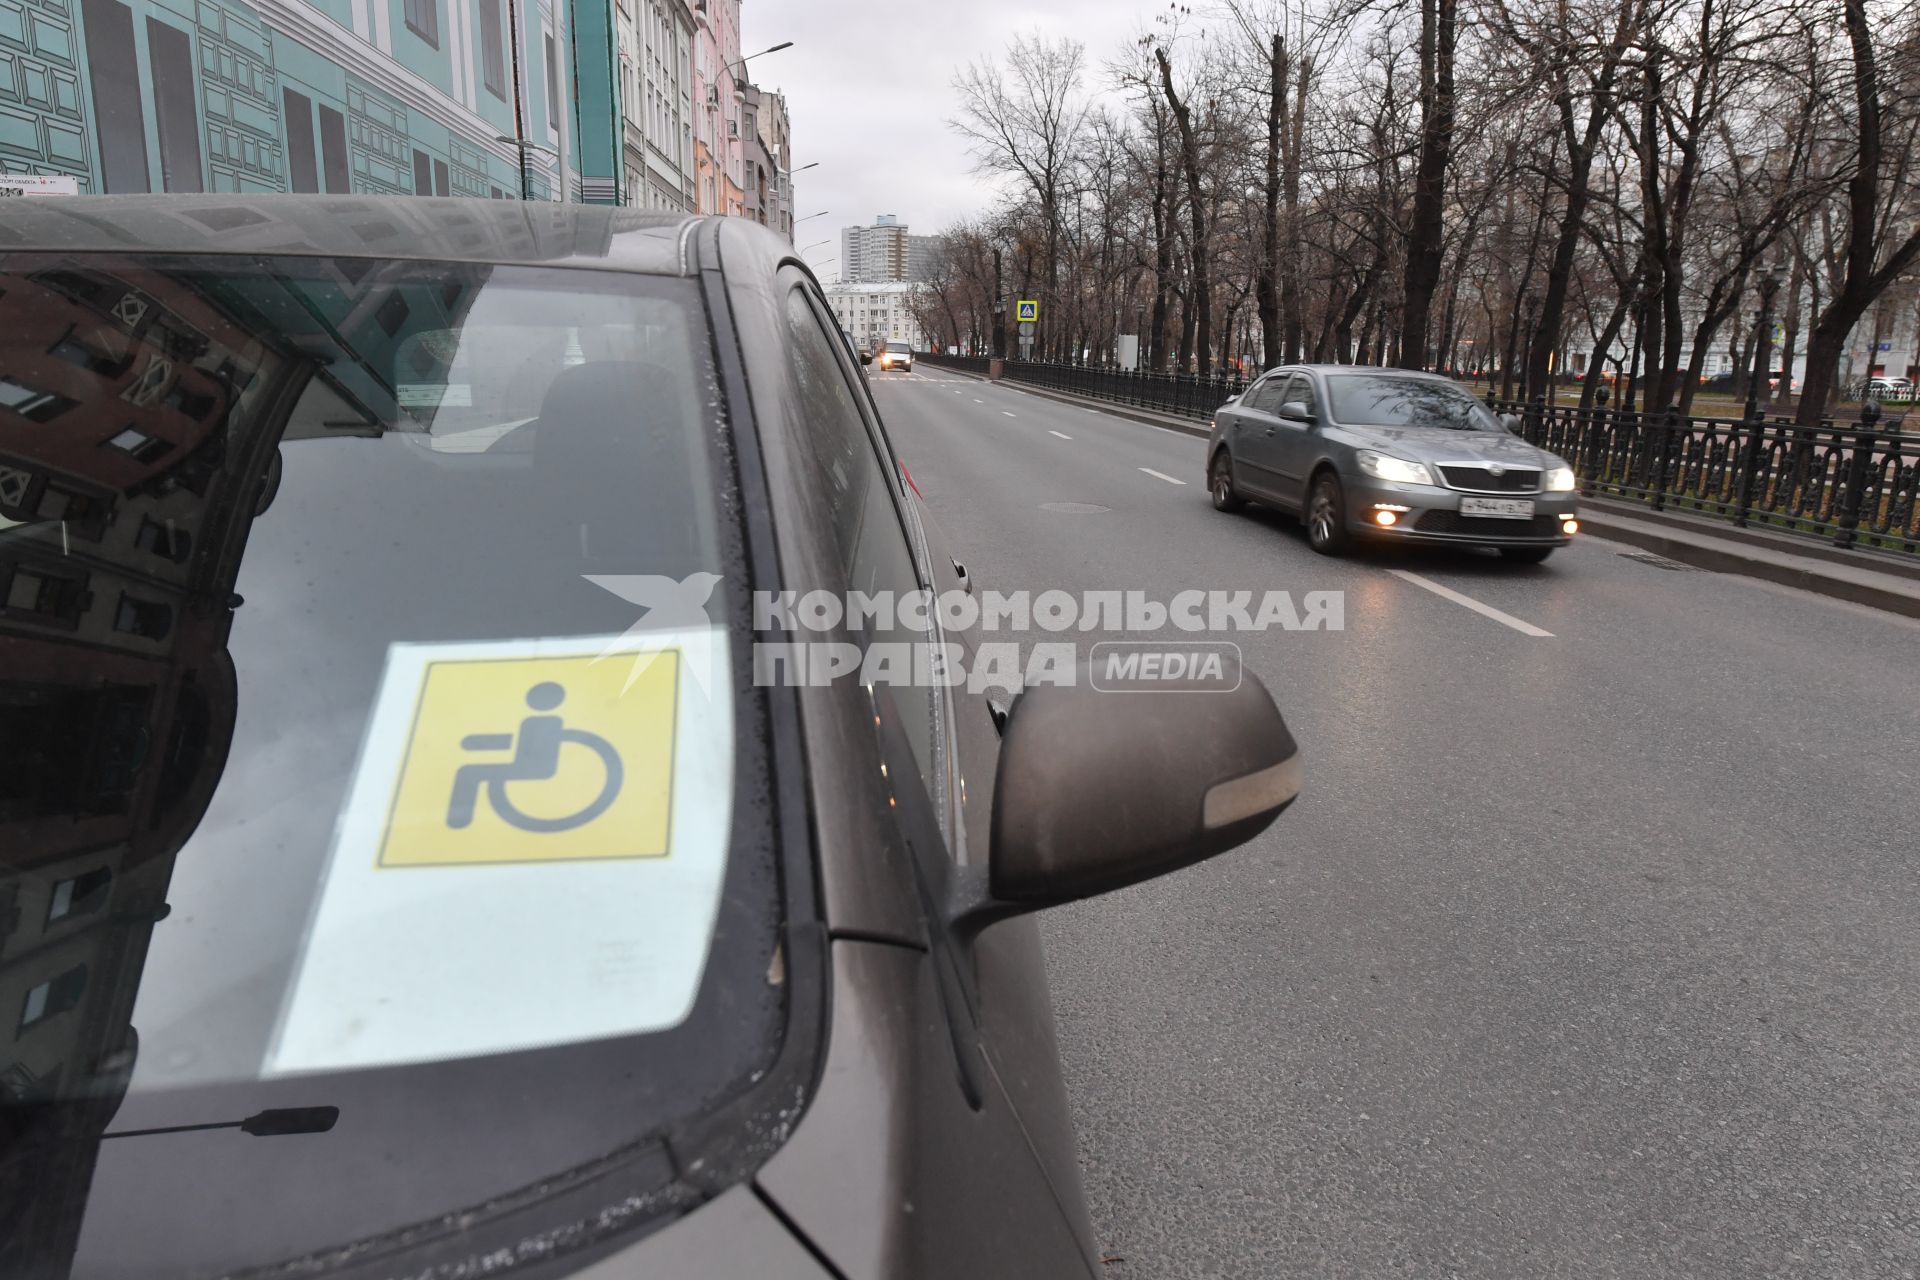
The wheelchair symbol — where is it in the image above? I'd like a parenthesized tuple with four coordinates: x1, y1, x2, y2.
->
(446, 682, 624, 834)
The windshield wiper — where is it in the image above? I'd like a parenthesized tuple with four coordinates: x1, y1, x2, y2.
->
(102, 1106, 339, 1140)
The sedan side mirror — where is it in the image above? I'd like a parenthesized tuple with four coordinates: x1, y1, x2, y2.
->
(1278, 401, 1314, 423)
(949, 658, 1300, 943)
(1499, 412, 1522, 434)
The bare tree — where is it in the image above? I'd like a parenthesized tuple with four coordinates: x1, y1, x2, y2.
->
(951, 35, 1093, 358)
(1794, 0, 1920, 423)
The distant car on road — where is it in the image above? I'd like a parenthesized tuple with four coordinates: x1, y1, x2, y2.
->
(1207, 366, 1581, 563)
(878, 340, 914, 373)
(1864, 376, 1913, 400)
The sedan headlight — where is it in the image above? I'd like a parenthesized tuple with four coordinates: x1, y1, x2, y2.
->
(1545, 465, 1576, 492)
(1355, 450, 1435, 486)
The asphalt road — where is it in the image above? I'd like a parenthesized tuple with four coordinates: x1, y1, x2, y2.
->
(867, 368, 1920, 1280)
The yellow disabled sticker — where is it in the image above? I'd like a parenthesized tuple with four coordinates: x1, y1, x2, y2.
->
(378, 652, 677, 867)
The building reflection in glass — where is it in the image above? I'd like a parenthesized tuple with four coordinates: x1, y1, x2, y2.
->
(0, 250, 486, 1277)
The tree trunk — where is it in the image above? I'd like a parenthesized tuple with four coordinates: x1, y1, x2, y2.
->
(1525, 5, 1632, 400)
(1398, 0, 1455, 370)
(1280, 54, 1309, 362)
(1773, 258, 1804, 410)
(1582, 284, 1635, 410)
(1156, 48, 1212, 371)
(1256, 34, 1285, 369)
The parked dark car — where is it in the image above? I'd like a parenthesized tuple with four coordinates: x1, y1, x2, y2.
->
(0, 197, 1301, 1280)
(1207, 365, 1580, 562)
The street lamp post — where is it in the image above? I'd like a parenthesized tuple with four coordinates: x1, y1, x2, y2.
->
(705, 42, 791, 217)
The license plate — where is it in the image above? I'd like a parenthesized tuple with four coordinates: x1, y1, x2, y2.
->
(1459, 497, 1535, 518)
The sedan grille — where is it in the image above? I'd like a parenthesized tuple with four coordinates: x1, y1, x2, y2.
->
(1438, 465, 1540, 493)
(1414, 511, 1563, 538)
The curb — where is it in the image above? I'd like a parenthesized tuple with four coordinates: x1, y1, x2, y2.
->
(1576, 515, 1920, 619)
(1575, 496, 1920, 582)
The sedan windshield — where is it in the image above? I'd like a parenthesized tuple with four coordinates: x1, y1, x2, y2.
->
(0, 255, 784, 1277)
(886, 341, 911, 353)
(1325, 374, 1503, 431)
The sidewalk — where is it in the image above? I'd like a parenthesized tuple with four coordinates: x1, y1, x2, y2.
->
(922, 364, 1920, 620)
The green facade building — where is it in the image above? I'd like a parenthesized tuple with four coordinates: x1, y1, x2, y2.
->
(0, 0, 621, 202)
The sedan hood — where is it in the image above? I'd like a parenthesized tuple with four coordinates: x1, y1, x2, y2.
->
(1341, 424, 1562, 467)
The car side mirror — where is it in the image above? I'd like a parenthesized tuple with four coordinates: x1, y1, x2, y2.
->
(948, 658, 1300, 944)
(1278, 400, 1314, 423)
(1500, 412, 1522, 434)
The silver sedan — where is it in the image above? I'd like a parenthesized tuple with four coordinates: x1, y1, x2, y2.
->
(1206, 366, 1581, 563)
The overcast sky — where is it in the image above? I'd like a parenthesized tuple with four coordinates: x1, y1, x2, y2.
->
(744, 0, 1143, 282)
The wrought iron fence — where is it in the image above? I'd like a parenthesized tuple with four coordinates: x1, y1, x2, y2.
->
(910, 354, 1919, 554)
(917, 353, 1246, 421)
(918, 353, 993, 377)
(1494, 396, 1919, 554)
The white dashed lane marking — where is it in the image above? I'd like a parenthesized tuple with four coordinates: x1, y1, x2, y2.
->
(1139, 468, 1186, 486)
(1387, 569, 1555, 637)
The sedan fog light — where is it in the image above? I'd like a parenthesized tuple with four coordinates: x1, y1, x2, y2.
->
(1561, 518, 1579, 535)
(1374, 510, 1399, 526)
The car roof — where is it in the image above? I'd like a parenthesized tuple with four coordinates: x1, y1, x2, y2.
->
(0, 194, 707, 275)
(1285, 364, 1453, 379)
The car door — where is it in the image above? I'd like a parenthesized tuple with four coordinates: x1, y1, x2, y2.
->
(1266, 371, 1322, 506)
(756, 276, 1095, 1278)
(1224, 370, 1290, 500)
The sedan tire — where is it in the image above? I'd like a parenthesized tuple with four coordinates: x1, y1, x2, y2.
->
(1210, 452, 1246, 513)
(1306, 472, 1350, 555)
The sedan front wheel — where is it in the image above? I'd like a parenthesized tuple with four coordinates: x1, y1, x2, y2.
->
(1306, 473, 1351, 555)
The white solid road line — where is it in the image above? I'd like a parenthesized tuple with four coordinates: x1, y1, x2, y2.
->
(1387, 569, 1554, 637)
(1049, 430, 1072, 440)
(1139, 467, 1186, 485)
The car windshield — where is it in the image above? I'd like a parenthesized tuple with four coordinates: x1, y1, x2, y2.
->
(1325, 374, 1504, 431)
(886, 342, 910, 353)
(0, 255, 783, 1277)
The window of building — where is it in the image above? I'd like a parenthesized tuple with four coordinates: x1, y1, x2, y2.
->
(0, 376, 76, 423)
(546, 33, 561, 133)
(147, 18, 203, 192)
(4, 566, 85, 622)
(404, 0, 438, 47)
(48, 330, 129, 378)
(19, 965, 88, 1031)
(477, 0, 506, 101)
(48, 867, 113, 924)
(135, 516, 192, 562)
(114, 593, 173, 640)
(103, 426, 172, 464)
(283, 87, 319, 194)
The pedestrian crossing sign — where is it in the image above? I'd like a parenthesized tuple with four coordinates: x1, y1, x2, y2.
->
(1016, 300, 1039, 322)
